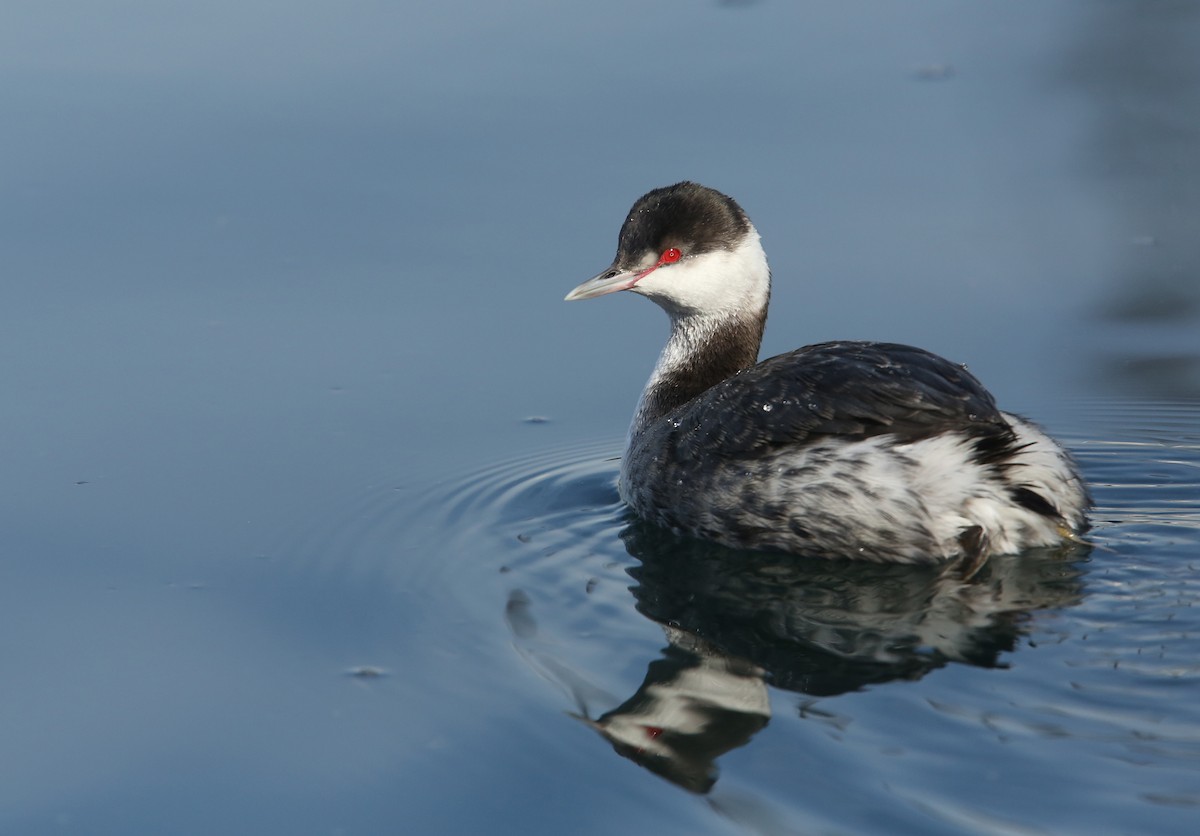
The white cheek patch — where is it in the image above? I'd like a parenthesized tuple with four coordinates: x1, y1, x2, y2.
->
(635, 227, 770, 319)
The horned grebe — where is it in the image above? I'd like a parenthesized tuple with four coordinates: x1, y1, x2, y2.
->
(565, 182, 1089, 564)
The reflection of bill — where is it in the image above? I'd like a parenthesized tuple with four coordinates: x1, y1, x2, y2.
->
(586, 630, 768, 795)
(507, 523, 1088, 794)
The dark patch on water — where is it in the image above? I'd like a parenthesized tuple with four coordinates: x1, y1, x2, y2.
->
(464, 400, 1200, 831)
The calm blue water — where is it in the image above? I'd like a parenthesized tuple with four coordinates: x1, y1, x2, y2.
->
(2, 1, 1198, 834)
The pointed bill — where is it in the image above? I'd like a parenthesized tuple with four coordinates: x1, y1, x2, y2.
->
(564, 266, 640, 301)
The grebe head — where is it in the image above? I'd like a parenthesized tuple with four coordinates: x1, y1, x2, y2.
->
(565, 182, 771, 321)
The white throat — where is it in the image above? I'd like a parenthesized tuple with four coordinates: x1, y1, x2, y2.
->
(627, 228, 771, 443)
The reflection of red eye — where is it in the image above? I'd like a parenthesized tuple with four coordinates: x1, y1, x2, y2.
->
(661, 248, 682, 264)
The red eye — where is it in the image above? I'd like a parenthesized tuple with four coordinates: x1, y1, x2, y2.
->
(661, 248, 682, 264)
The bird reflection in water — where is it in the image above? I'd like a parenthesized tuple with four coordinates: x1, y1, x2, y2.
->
(506, 522, 1088, 794)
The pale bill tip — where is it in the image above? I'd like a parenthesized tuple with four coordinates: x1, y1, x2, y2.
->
(564, 269, 634, 302)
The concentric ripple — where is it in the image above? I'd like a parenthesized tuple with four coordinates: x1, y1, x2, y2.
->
(270, 399, 1200, 639)
(435, 438, 626, 561)
(262, 397, 1200, 829)
(265, 438, 634, 628)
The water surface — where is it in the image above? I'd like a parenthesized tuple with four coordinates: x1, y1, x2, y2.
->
(2, 1, 1199, 833)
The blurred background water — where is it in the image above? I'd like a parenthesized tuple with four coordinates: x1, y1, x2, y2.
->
(1, 1, 1198, 833)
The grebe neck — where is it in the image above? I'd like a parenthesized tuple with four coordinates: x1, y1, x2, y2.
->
(630, 309, 766, 440)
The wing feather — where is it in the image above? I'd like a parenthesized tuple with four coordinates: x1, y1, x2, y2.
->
(655, 341, 1011, 459)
